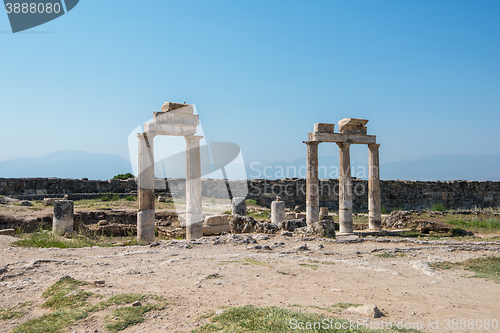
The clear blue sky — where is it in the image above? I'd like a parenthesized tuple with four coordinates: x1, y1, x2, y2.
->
(1, 0, 499, 166)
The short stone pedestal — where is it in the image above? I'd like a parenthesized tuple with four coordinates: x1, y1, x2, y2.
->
(53, 200, 74, 236)
(320, 207, 329, 220)
(232, 197, 247, 216)
(271, 201, 286, 224)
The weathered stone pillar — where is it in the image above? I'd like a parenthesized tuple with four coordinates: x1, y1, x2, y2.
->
(368, 143, 382, 230)
(185, 135, 203, 240)
(319, 207, 329, 220)
(53, 200, 73, 235)
(137, 132, 156, 243)
(338, 142, 353, 233)
(305, 141, 320, 225)
(232, 197, 247, 216)
(271, 200, 286, 224)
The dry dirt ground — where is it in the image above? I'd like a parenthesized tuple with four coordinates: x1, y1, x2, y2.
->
(1, 233, 499, 333)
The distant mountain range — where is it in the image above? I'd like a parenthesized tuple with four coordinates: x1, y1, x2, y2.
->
(0, 151, 499, 181)
(0, 150, 132, 180)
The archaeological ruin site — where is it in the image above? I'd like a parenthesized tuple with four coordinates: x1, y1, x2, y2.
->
(0, 102, 499, 333)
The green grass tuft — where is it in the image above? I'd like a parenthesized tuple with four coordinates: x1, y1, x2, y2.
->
(376, 252, 396, 258)
(193, 305, 421, 332)
(431, 256, 500, 283)
(430, 202, 445, 211)
(0, 307, 25, 320)
(104, 302, 167, 332)
(445, 218, 500, 231)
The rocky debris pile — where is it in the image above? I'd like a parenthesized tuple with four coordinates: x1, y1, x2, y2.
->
(382, 211, 460, 235)
(157, 227, 185, 239)
(212, 233, 257, 245)
(292, 220, 336, 238)
(230, 215, 335, 238)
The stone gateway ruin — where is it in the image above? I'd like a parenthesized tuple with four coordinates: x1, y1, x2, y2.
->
(137, 102, 203, 243)
(305, 118, 381, 234)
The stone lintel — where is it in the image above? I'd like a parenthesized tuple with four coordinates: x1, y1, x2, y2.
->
(153, 112, 199, 125)
(144, 123, 197, 136)
(308, 132, 376, 144)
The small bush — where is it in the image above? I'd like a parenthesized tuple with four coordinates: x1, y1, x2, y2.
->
(124, 195, 136, 201)
(431, 202, 445, 211)
(381, 206, 387, 214)
(111, 173, 135, 180)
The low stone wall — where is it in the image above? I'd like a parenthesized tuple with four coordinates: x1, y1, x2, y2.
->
(1, 177, 499, 211)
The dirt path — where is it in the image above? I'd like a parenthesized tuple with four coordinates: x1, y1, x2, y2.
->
(1, 235, 499, 333)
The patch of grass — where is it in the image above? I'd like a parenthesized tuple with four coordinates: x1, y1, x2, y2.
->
(13, 230, 69, 248)
(249, 211, 270, 219)
(124, 195, 136, 201)
(381, 206, 387, 214)
(192, 305, 421, 333)
(13, 309, 88, 333)
(244, 258, 269, 266)
(331, 302, 362, 309)
(223, 210, 232, 215)
(218, 260, 241, 265)
(446, 218, 500, 231)
(12, 277, 167, 333)
(298, 263, 319, 270)
(104, 302, 167, 332)
(0, 307, 25, 320)
(42, 278, 94, 310)
(376, 252, 396, 258)
(430, 256, 500, 283)
(321, 261, 335, 265)
(205, 273, 222, 280)
(246, 199, 258, 205)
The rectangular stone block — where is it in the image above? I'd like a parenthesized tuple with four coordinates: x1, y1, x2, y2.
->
(285, 212, 297, 220)
(144, 123, 197, 136)
(296, 213, 306, 219)
(153, 112, 199, 125)
(203, 224, 231, 235)
(314, 123, 335, 133)
(204, 214, 230, 226)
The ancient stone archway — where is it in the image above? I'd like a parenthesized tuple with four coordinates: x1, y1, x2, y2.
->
(304, 119, 381, 234)
(137, 102, 203, 243)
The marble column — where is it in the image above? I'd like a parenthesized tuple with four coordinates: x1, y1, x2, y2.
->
(305, 141, 320, 225)
(368, 143, 382, 230)
(338, 142, 353, 233)
(137, 132, 156, 243)
(185, 135, 203, 239)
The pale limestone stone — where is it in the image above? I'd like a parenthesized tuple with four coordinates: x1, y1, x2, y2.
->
(161, 102, 194, 113)
(185, 135, 203, 240)
(308, 132, 376, 144)
(338, 118, 368, 135)
(153, 112, 199, 125)
(338, 142, 353, 233)
(314, 123, 335, 133)
(203, 224, 231, 235)
(204, 215, 230, 226)
(271, 201, 286, 224)
(231, 197, 246, 216)
(368, 144, 382, 230)
(53, 200, 74, 236)
(143, 123, 197, 136)
(305, 141, 319, 225)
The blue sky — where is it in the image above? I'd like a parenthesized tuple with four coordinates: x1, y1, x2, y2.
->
(1, 0, 499, 167)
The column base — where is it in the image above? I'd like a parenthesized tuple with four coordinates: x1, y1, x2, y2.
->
(137, 209, 155, 244)
(186, 213, 204, 240)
